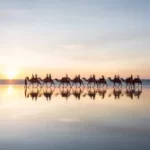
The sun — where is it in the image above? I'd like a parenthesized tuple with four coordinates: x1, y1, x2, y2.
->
(4, 66, 20, 80)
(7, 71, 17, 80)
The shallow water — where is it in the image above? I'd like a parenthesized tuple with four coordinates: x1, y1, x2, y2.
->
(0, 85, 150, 150)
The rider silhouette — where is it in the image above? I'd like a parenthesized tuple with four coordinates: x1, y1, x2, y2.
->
(46, 74, 48, 79)
(93, 74, 95, 79)
(32, 74, 34, 80)
(35, 74, 38, 80)
(49, 74, 51, 79)
(114, 75, 117, 80)
(130, 74, 133, 80)
(66, 74, 69, 80)
(117, 75, 120, 79)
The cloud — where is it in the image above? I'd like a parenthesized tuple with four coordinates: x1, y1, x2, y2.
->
(59, 118, 80, 123)
(60, 44, 85, 49)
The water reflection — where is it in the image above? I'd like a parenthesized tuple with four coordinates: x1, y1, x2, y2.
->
(7, 85, 15, 95)
(108, 88, 123, 99)
(24, 86, 142, 101)
(125, 89, 142, 99)
(0, 85, 150, 150)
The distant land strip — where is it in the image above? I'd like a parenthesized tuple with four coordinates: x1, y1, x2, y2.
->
(0, 79, 150, 85)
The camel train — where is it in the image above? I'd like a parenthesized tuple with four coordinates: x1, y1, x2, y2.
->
(25, 74, 142, 89)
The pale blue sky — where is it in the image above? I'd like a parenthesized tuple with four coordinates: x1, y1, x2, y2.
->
(0, 0, 150, 78)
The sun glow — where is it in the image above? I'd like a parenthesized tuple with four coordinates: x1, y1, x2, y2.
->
(4, 66, 20, 79)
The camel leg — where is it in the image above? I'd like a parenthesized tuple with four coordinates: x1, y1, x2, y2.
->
(72, 83, 74, 88)
(87, 82, 89, 87)
(36, 83, 38, 88)
(80, 82, 82, 88)
(141, 83, 142, 90)
(59, 83, 61, 88)
(120, 83, 122, 89)
(53, 82, 55, 87)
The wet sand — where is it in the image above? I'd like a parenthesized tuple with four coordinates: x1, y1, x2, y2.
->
(0, 85, 150, 150)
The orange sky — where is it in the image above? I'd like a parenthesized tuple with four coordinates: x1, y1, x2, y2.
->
(0, 0, 150, 79)
(0, 66, 149, 79)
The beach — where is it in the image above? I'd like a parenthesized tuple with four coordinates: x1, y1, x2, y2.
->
(0, 84, 150, 150)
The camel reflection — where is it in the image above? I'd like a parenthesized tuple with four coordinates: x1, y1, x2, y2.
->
(72, 87, 83, 100)
(24, 86, 142, 100)
(25, 87, 41, 101)
(97, 88, 107, 99)
(109, 88, 123, 99)
(56, 87, 71, 100)
(134, 89, 142, 99)
(83, 87, 96, 100)
(42, 88, 55, 101)
(125, 89, 142, 99)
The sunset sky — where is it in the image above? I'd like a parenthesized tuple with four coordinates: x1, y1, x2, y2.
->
(0, 0, 150, 79)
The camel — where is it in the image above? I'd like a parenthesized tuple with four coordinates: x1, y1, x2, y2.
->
(54, 77, 71, 87)
(108, 77, 122, 88)
(132, 78, 142, 89)
(82, 76, 96, 87)
(25, 77, 41, 88)
(38, 77, 55, 87)
(69, 76, 84, 87)
(121, 77, 142, 89)
(121, 77, 132, 89)
(96, 77, 107, 88)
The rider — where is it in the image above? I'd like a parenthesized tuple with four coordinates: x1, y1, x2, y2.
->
(102, 75, 105, 79)
(114, 75, 117, 80)
(93, 74, 95, 79)
(66, 74, 69, 80)
(130, 74, 133, 80)
(35, 74, 38, 80)
(32, 74, 35, 80)
(49, 74, 51, 79)
(78, 74, 80, 79)
(46, 74, 49, 79)
(117, 75, 120, 79)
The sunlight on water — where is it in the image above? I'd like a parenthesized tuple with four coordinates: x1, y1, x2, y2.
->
(0, 85, 150, 150)
(7, 86, 15, 95)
